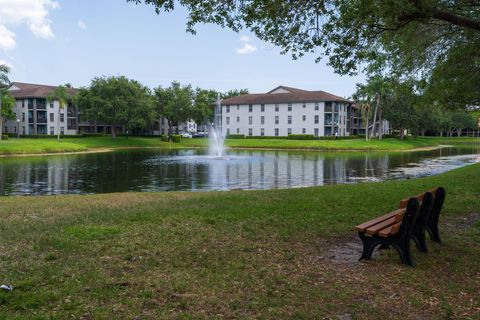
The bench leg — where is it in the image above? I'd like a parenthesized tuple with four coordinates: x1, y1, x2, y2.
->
(392, 238, 416, 267)
(358, 233, 378, 260)
(426, 224, 442, 244)
(412, 229, 428, 253)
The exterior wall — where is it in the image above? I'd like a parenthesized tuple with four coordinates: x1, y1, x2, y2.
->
(220, 102, 350, 137)
(4, 98, 73, 135)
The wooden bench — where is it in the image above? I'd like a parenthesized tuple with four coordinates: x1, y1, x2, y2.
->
(355, 187, 446, 266)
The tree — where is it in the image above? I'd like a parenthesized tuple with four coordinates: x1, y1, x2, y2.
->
(0, 64, 11, 140)
(450, 110, 476, 137)
(221, 89, 248, 100)
(47, 86, 72, 141)
(78, 76, 155, 138)
(192, 88, 217, 126)
(154, 82, 194, 134)
(0, 89, 15, 138)
(383, 79, 419, 140)
(130, 0, 480, 107)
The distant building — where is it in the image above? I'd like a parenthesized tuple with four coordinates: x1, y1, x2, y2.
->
(216, 85, 360, 137)
(152, 117, 197, 135)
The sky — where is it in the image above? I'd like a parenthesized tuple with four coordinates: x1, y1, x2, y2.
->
(0, 0, 366, 98)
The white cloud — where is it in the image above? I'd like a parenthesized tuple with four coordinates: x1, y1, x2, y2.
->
(0, 0, 59, 50)
(236, 35, 257, 55)
(78, 20, 86, 29)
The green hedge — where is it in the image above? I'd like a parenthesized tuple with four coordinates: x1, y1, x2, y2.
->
(245, 136, 287, 139)
(287, 134, 316, 140)
(160, 135, 169, 142)
(170, 134, 182, 143)
(226, 134, 245, 139)
(1, 135, 8, 140)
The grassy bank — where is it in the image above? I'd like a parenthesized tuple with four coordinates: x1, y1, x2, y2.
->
(0, 164, 479, 318)
(0, 136, 479, 156)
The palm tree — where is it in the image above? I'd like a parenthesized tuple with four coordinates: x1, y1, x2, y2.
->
(0, 64, 11, 141)
(47, 86, 72, 141)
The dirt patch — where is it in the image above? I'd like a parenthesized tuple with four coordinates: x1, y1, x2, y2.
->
(446, 213, 480, 231)
(321, 235, 381, 265)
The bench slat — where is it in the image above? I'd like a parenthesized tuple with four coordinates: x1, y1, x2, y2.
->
(399, 188, 438, 208)
(378, 222, 402, 237)
(355, 208, 406, 232)
(366, 217, 396, 235)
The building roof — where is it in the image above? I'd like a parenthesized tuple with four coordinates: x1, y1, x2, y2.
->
(8, 82, 78, 99)
(221, 85, 353, 105)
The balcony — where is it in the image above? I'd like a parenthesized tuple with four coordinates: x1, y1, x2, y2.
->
(37, 117, 47, 124)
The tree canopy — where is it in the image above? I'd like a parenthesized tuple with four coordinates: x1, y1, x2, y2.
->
(78, 76, 156, 138)
(129, 0, 480, 106)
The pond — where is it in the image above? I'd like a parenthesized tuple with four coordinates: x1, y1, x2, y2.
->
(0, 146, 479, 195)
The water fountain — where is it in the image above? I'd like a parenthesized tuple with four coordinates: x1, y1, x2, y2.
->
(209, 124, 224, 157)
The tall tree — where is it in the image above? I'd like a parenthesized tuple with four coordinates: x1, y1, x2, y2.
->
(221, 89, 249, 100)
(154, 81, 194, 134)
(78, 76, 155, 138)
(192, 88, 217, 126)
(47, 86, 72, 141)
(0, 64, 11, 140)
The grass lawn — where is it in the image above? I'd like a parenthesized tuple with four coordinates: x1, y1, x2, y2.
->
(0, 163, 479, 318)
(0, 136, 479, 155)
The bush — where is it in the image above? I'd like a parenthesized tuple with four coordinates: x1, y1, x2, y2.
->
(225, 134, 245, 139)
(170, 134, 182, 143)
(160, 135, 169, 142)
(245, 136, 286, 139)
(81, 133, 106, 138)
(287, 134, 316, 140)
(1, 135, 8, 140)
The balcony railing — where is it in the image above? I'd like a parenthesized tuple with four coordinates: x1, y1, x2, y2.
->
(37, 118, 47, 124)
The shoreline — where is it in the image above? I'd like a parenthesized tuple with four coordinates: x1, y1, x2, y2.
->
(0, 143, 463, 158)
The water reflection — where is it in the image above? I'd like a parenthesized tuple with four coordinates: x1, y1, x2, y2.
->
(0, 147, 478, 195)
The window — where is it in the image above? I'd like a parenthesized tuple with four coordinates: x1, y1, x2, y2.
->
(275, 128, 279, 136)
(237, 105, 240, 110)
(60, 113, 64, 122)
(335, 103, 339, 112)
(22, 126, 25, 134)
(236, 128, 240, 134)
(288, 103, 292, 111)
(22, 113, 25, 122)
(60, 127, 65, 135)
(325, 102, 332, 112)
(288, 128, 292, 135)
(275, 116, 279, 124)
(275, 104, 279, 112)
(302, 128, 306, 134)
(248, 116, 253, 125)
(302, 115, 306, 121)
(288, 115, 292, 124)
(248, 128, 252, 136)
(226, 106, 230, 113)
(249, 104, 253, 112)
(22, 100, 25, 108)
(314, 128, 319, 136)
(334, 114, 339, 124)
(50, 113, 54, 122)
(237, 116, 240, 122)
(315, 102, 319, 111)
(314, 115, 319, 124)
(261, 104, 265, 112)
(303, 103, 306, 108)
(261, 116, 265, 125)
(227, 128, 230, 135)
(49, 103, 54, 109)
(226, 116, 230, 125)
(50, 126, 54, 135)
(261, 128, 265, 136)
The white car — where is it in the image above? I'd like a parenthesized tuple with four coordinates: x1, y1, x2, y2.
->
(180, 133, 192, 138)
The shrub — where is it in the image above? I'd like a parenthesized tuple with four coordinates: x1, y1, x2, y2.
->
(1, 135, 8, 140)
(225, 134, 245, 139)
(160, 135, 169, 142)
(81, 133, 106, 138)
(245, 136, 286, 139)
(170, 134, 182, 143)
(287, 134, 316, 140)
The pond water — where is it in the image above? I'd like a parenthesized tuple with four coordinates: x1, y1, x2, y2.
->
(0, 146, 479, 195)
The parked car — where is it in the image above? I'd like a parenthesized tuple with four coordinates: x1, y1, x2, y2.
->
(180, 133, 192, 138)
(193, 131, 208, 138)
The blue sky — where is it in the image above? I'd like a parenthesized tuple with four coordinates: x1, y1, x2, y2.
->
(0, 0, 365, 98)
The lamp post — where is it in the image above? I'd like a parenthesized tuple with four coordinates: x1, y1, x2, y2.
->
(16, 119, 20, 138)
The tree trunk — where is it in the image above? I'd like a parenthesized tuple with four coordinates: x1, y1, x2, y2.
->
(0, 93, 2, 141)
(365, 115, 369, 141)
(421, 129, 425, 136)
(457, 128, 462, 137)
(378, 105, 383, 140)
(111, 124, 117, 138)
(400, 127, 405, 140)
(370, 95, 379, 139)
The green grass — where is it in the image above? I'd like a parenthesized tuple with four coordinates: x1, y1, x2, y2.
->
(0, 136, 479, 156)
(0, 164, 479, 318)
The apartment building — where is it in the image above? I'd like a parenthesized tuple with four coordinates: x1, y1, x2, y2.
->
(216, 85, 357, 137)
